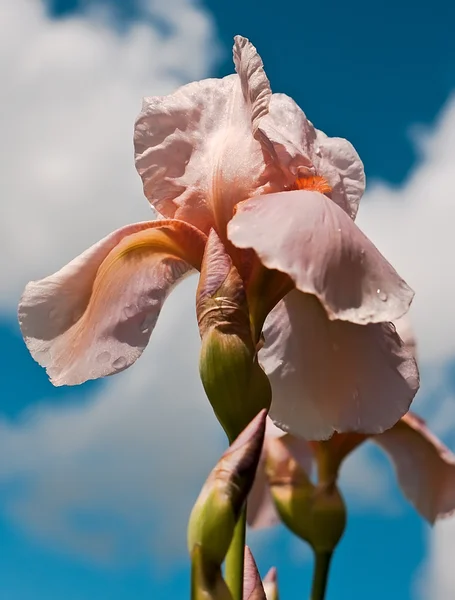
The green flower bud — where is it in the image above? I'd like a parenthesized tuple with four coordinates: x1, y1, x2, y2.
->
(266, 437, 346, 554)
(243, 546, 266, 600)
(191, 545, 233, 600)
(197, 231, 271, 441)
(188, 410, 267, 566)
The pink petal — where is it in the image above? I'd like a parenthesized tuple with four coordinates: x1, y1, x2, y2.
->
(247, 458, 279, 529)
(244, 546, 267, 600)
(228, 190, 413, 324)
(260, 291, 419, 440)
(373, 413, 455, 523)
(393, 313, 418, 359)
(248, 418, 313, 529)
(134, 36, 274, 236)
(18, 220, 206, 386)
(259, 93, 365, 218)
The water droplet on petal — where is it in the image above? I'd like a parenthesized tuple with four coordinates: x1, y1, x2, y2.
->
(97, 351, 110, 364)
(48, 307, 59, 319)
(35, 349, 50, 364)
(112, 356, 127, 369)
(123, 304, 136, 319)
(337, 227, 341, 233)
(376, 288, 388, 302)
(140, 313, 158, 334)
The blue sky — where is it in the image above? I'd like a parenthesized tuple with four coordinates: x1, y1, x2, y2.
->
(1, 0, 455, 598)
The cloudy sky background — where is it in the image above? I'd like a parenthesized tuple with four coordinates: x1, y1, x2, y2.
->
(1, 0, 455, 598)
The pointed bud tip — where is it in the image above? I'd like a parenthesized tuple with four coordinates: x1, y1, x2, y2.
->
(263, 567, 277, 584)
(244, 546, 266, 600)
(228, 409, 268, 454)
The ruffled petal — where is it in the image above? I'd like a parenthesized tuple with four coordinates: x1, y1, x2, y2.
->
(260, 291, 419, 440)
(373, 413, 455, 523)
(228, 190, 413, 324)
(18, 220, 206, 386)
(259, 93, 365, 218)
(394, 313, 418, 359)
(134, 36, 275, 236)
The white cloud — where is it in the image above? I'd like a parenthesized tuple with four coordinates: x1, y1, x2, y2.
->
(415, 516, 455, 600)
(2, 0, 455, 576)
(1, 276, 224, 561)
(0, 0, 223, 563)
(357, 96, 455, 365)
(355, 97, 455, 600)
(0, 0, 216, 308)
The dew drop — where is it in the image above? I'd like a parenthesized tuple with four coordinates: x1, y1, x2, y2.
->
(337, 227, 342, 233)
(112, 356, 127, 369)
(35, 349, 50, 364)
(123, 304, 136, 319)
(48, 307, 59, 319)
(140, 313, 158, 334)
(96, 351, 110, 364)
(376, 288, 388, 302)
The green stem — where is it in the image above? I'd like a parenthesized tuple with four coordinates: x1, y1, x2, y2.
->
(225, 505, 246, 600)
(311, 551, 332, 600)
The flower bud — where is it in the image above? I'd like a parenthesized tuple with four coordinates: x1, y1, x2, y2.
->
(188, 410, 267, 566)
(243, 546, 266, 600)
(266, 437, 346, 553)
(262, 567, 279, 600)
(191, 545, 233, 600)
(197, 231, 271, 440)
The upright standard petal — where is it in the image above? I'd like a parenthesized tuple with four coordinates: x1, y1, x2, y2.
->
(19, 220, 206, 386)
(258, 93, 365, 218)
(260, 291, 419, 440)
(373, 413, 455, 523)
(228, 190, 413, 325)
(134, 36, 275, 236)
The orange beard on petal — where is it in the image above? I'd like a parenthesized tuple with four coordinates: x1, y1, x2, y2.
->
(291, 175, 332, 196)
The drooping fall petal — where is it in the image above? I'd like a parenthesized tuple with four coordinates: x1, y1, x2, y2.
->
(134, 36, 276, 236)
(259, 93, 365, 218)
(259, 291, 419, 440)
(228, 189, 413, 325)
(18, 220, 206, 386)
(373, 413, 455, 523)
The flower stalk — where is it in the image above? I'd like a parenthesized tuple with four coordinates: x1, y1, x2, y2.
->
(225, 506, 247, 600)
(188, 411, 267, 599)
(310, 551, 333, 600)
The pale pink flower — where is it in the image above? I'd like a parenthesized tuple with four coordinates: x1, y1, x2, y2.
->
(249, 417, 455, 527)
(19, 36, 417, 438)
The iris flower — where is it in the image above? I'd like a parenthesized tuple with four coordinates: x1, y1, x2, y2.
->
(18, 36, 418, 439)
(248, 414, 455, 527)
